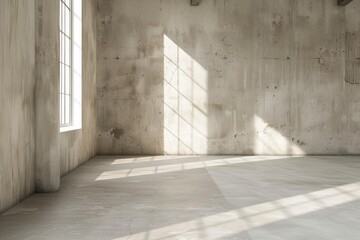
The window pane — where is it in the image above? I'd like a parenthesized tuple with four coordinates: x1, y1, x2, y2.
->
(60, 64, 63, 94)
(67, 5, 71, 36)
(61, 34, 65, 63)
(66, 7, 71, 36)
(59, 94, 62, 124)
(63, 5, 66, 33)
(62, 64, 66, 94)
(61, 94, 66, 124)
(65, 36, 70, 65)
(60, 0, 75, 128)
(65, 94, 71, 124)
(64, 0, 71, 9)
(65, 65, 71, 94)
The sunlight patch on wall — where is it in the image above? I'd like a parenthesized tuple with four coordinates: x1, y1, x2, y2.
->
(254, 114, 305, 155)
(163, 35, 208, 154)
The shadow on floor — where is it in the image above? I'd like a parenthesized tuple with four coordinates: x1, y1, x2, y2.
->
(1, 155, 360, 240)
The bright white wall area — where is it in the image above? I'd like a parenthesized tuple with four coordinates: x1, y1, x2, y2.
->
(163, 35, 208, 154)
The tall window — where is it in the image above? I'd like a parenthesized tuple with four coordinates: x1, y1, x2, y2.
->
(60, 0, 82, 131)
(60, 0, 72, 126)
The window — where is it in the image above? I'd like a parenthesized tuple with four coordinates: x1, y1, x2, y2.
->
(60, 0, 72, 127)
(60, 0, 82, 132)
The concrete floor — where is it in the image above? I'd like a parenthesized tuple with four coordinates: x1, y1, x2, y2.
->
(1, 156, 360, 240)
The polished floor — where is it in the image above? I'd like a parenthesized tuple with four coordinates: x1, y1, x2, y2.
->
(1, 155, 360, 240)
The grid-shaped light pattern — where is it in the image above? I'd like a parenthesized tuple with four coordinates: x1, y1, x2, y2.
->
(60, 0, 72, 126)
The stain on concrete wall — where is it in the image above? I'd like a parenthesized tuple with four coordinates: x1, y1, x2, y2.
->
(60, 0, 97, 176)
(345, 2, 360, 84)
(0, 0, 36, 212)
(97, 0, 360, 155)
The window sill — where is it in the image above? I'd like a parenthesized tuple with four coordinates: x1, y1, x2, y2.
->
(60, 125, 82, 133)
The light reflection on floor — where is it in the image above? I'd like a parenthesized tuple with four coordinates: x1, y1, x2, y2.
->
(96, 156, 300, 181)
(1, 155, 360, 240)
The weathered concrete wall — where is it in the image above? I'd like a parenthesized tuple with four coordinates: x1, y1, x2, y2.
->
(345, 1, 360, 84)
(60, 0, 97, 176)
(0, 0, 97, 213)
(35, 0, 60, 193)
(0, 0, 36, 212)
(97, 0, 360, 155)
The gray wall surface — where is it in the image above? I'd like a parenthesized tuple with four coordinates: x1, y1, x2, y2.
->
(35, 0, 60, 193)
(60, 0, 97, 177)
(0, 0, 97, 213)
(0, 0, 36, 212)
(96, 0, 360, 155)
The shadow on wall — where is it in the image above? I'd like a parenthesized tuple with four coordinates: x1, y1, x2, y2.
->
(163, 34, 304, 155)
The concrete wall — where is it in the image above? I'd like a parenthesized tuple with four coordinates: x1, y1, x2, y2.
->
(0, 0, 97, 213)
(35, 0, 60, 193)
(60, 0, 97, 177)
(345, 0, 360, 84)
(36, 0, 97, 180)
(0, 0, 36, 212)
(96, 0, 360, 155)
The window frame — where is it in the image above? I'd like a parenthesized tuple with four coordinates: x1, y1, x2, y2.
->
(60, 0, 82, 133)
(60, 0, 73, 128)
